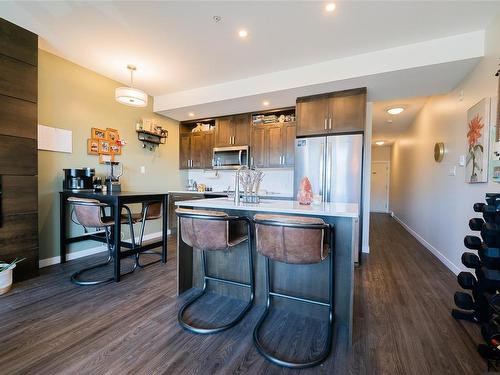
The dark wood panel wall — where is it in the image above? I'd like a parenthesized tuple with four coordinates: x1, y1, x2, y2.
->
(0, 18, 38, 281)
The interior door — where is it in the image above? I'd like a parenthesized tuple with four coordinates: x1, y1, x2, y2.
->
(370, 162, 389, 212)
(294, 137, 326, 200)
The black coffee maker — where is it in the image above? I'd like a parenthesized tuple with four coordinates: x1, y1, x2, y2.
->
(63, 168, 95, 190)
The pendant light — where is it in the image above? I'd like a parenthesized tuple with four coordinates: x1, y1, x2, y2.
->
(115, 64, 147, 107)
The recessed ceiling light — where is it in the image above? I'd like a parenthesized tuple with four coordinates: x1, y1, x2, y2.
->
(263, 101, 269, 106)
(188, 112, 195, 117)
(387, 119, 393, 124)
(375, 141, 385, 146)
(325, 3, 336, 12)
(387, 107, 405, 115)
(238, 29, 248, 38)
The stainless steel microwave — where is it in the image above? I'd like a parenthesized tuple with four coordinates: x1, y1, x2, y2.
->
(213, 146, 249, 169)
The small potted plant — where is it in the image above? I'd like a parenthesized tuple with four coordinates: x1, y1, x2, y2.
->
(0, 258, 23, 295)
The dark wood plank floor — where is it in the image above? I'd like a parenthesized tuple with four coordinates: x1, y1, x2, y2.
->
(0, 214, 486, 374)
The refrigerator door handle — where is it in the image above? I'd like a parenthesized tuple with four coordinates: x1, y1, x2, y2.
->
(319, 142, 324, 199)
(325, 141, 332, 202)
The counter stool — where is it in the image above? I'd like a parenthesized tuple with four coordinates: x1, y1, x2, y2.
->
(133, 201, 163, 268)
(176, 208, 255, 334)
(252, 214, 334, 369)
(68, 197, 138, 285)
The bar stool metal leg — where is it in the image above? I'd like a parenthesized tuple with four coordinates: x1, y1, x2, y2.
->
(253, 230, 335, 369)
(178, 220, 255, 334)
(135, 203, 162, 268)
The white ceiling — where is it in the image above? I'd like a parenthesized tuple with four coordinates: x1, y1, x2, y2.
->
(1, 0, 499, 98)
(372, 96, 429, 145)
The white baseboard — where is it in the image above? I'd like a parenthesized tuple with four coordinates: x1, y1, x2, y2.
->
(39, 230, 166, 268)
(391, 214, 460, 275)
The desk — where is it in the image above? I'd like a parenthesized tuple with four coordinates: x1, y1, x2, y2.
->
(60, 191, 169, 282)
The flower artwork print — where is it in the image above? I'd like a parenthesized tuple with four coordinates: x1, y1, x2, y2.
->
(466, 98, 490, 183)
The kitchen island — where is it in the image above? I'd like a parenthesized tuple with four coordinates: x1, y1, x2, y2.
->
(175, 197, 359, 343)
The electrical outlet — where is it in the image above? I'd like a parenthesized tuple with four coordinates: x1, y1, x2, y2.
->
(458, 155, 466, 167)
(140, 166, 146, 174)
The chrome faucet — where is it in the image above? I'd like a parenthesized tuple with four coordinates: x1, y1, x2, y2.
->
(234, 166, 241, 205)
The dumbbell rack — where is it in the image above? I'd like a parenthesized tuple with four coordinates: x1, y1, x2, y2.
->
(452, 193, 500, 324)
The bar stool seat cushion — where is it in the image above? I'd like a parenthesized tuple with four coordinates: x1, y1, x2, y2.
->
(254, 214, 328, 264)
(176, 208, 247, 251)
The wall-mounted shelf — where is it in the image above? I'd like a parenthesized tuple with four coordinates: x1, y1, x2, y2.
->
(137, 129, 168, 150)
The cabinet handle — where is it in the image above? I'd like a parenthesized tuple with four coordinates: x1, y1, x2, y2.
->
(251, 157, 254, 167)
(329, 117, 332, 130)
(232, 136, 235, 144)
(283, 155, 286, 165)
(324, 118, 328, 130)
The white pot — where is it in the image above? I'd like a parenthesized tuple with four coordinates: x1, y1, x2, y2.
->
(0, 263, 15, 295)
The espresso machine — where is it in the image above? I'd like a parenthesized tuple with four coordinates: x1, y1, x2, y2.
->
(105, 161, 123, 192)
(63, 168, 95, 191)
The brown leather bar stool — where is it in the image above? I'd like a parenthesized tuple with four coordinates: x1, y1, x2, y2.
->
(68, 197, 137, 285)
(252, 214, 334, 369)
(133, 201, 163, 267)
(176, 208, 255, 334)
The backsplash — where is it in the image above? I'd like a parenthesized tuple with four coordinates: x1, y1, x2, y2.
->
(186, 169, 294, 196)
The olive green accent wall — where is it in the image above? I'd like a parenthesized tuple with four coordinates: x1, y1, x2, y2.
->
(38, 50, 182, 262)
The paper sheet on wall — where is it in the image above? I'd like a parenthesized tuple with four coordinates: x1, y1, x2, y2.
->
(37, 124, 72, 153)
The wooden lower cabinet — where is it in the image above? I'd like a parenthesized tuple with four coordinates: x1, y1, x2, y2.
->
(251, 123, 295, 168)
(168, 193, 205, 230)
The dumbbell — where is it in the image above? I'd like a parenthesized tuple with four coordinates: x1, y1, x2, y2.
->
(486, 193, 500, 206)
(469, 218, 485, 231)
(482, 223, 500, 248)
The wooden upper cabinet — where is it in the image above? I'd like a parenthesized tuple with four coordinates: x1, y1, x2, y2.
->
(251, 126, 266, 168)
(179, 133, 191, 169)
(282, 123, 296, 167)
(250, 123, 296, 169)
(0, 18, 37, 66)
(296, 97, 329, 137)
(329, 93, 366, 133)
(267, 125, 283, 168)
(215, 116, 233, 147)
(297, 88, 366, 136)
(202, 131, 214, 169)
(232, 114, 250, 146)
(190, 133, 204, 169)
(215, 114, 250, 147)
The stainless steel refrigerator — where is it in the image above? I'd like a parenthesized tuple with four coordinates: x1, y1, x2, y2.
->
(294, 134, 363, 261)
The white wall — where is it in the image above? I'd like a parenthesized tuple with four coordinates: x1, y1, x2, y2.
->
(371, 145, 392, 162)
(390, 14, 500, 274)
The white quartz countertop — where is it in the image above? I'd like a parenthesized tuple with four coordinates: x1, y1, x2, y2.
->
(175, 197, 359, 218)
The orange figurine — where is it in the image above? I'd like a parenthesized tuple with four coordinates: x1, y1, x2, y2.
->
(297, 177, 313, 205)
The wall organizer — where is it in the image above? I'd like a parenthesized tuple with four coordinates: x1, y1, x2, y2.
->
(136, 118, 168, 151)
(87, 127, 125, 163)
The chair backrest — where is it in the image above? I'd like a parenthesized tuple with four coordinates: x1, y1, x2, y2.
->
(143, 201, 162, 220)
(176, 208, 230, 251)
(68, 197, 109, 228)
(253, 214, 328, 264)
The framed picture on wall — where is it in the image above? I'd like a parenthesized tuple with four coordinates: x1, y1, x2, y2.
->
(109, 142, 121, 155)
(99, 153, 114, 164)
(87, 139, 99, 155)
(466, 98, 491, 183)
(98, 139, 110, 154)
(106, 128, 119, 142)
(91, 127, 106, 140)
